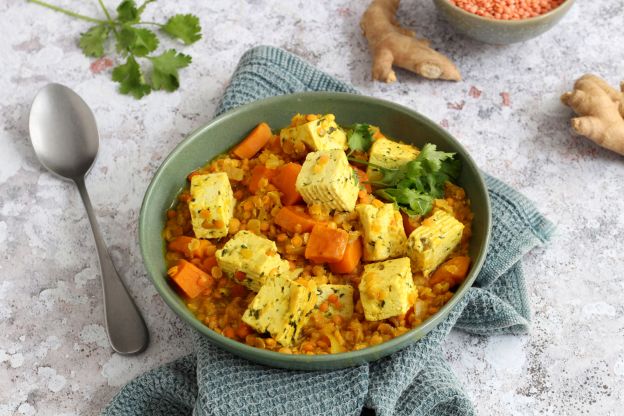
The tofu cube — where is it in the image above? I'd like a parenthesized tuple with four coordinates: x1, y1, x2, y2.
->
(189, 172, 235, 239)
(242, 274, 317, 347)
(296, 149, 359, 212)
(280, 114, 347, 151)
(366, 138, 419, 182)
(314, 284, 354, 320)
(406, 210, 464, 277)
(358, 257, 415, 321)
(356, 203, 407, 261)
(216, 230, 290, 292)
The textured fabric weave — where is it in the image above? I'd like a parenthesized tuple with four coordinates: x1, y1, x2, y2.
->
(103, 46, 554, 416)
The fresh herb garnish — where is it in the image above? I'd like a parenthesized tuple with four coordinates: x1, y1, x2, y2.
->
(347, 123, 375, 153)
(351, 143, 461, 216)
(30, 0, 201, 99)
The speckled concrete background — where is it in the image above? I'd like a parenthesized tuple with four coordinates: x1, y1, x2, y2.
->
(1, 0, 623, 415)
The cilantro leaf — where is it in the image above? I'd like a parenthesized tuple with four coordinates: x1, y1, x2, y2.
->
(116, 0, 140, 23)
(376, 188, 433, 216)
(418, 143, 455, 172)
(347, 124, 374, 153)
(137, 0, 155, 15)
(116, 26, 158, 57)
(79, 25, 110, 57)
(148, 49, 192, 91)
(162, 14, 202, 45)
(439, 157, 462, 180)
(366, 143, 461, 216)
(112, 55, 151, 98)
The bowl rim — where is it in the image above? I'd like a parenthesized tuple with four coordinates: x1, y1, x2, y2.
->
(139, 91, 492, 368)
(437, 0, 575, 25)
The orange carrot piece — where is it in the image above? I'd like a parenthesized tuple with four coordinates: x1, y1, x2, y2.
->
(429, 256, 471, 287)
(167, 259, 208, 299)
(230, 283, 248, 299)
(168, 236, 194, 257)
(223, 327, 236, 339)
(247, 165, 276, 194)
(305, 224, 348, 264)
(234, 271, 246, 282)
(168, 236, 213, 259)
(232, 122, 273, 159)
(202, 256, 218, 273)
(187, 169, 207, 182)
(274, 206, 317, 233)
(329, 237, 362, 274)
(266, 134, 282, 153)
(372, 127, 385, 140)
(235, 322, 253, 339)
(401, 212, 420, 237)
(352, 167, 372, 193)
(271, 162, 302, 205)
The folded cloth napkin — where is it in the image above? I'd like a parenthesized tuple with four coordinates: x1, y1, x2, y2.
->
(103, 46, 554, 416)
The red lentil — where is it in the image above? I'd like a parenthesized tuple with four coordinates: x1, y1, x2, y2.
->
(450, 0, 566, 20)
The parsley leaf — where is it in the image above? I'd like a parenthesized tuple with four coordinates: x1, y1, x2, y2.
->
(355, 143, 461, 216)
(347, 124, 375, 153)
(112, 55, 151, 99)
(149, 49, 192, 91)
(163, 14, 202, 45)
(116, 26, 159, 57)
(79, 25, 110, 57)
(116, 0, 140, 23)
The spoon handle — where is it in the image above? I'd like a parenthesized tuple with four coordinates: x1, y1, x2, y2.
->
(74, 176, 149, 355)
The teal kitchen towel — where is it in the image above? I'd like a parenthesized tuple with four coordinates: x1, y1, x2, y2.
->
(103, 46, 554, 416)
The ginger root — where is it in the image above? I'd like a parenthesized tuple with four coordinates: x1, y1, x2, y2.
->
(360, 0, 461, 83)
(561, 74, 624, 156)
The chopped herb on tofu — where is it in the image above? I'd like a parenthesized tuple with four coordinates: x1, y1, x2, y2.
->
(406, 210, 464, 277)
(296, 149, 359, 212)
(358, 257, 415, 321)
(356, 202, 407, 261)
(188, 172, 235, 239)
(314, 284, 354, 319)
(216, 230, 290, 291)
(242, 274, 317, 347)
(280, 114, 347, 151)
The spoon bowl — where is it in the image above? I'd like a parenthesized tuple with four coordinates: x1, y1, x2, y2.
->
(29, 84, 99, 179)
(28, 83, 149, 355)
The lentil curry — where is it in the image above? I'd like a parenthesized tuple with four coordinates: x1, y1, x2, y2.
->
(163, 114, 473, 354)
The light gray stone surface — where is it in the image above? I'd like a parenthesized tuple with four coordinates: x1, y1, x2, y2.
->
(1, 0, 623, 414)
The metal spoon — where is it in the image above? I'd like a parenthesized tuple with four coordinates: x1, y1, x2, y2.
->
(29, 83, 149, 355)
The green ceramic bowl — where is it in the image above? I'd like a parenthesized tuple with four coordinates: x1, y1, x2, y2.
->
(139, 92, 491, 370)
(433, 0, 575, 44)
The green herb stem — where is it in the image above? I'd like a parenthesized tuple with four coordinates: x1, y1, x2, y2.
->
(97, 0, 118, 35)
(347, 157, 388, 171)
(28, 0, 106, 23)
(366, 180, 391, 188)
(137, 21, 164, 27)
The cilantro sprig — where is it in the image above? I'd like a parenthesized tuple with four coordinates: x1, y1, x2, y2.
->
(29, 0, 201, 99)
(347, 124, 375, 153)
(351, 143, 461, 216)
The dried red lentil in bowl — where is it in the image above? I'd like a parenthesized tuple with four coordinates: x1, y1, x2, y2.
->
(449, 0, 567, 20)
(163, 113, 474, 355)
